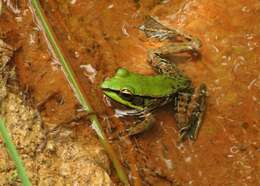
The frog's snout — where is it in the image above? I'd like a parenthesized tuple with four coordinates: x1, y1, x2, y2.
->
(100, 81, 107, 89)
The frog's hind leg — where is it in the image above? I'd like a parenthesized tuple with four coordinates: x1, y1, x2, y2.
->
(147, 42, 200, 77)
(175, 84, 207, 141)
(142, 17, 201, 76)
(139, 16, 199, 43)
(174, 91, 193, 141)
(186, 83, 207, 140)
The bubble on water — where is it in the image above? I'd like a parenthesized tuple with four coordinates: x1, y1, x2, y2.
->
(247, 41, 258, 51)
(176, 142, 186, 153)
(185, 156, 192, 163)
(238, 56, 246, 61)
(107, 4, 114, 9)
(121, 23, 129, 37)
(74, 51, 80, 58)
(245, 33, 254, 40)
(222, 55, 227, 60)
(228, 134, 238, 143)
(215, 97, 220, 106)
(67, 34, 72, 41)
(252, 96, 257, 102)
(163, 158, 173, 169)
(241, 6, 250, 13)
(221, 62, 228, 66)
(233, 63, 241, 73)
(70, 0, 77, 5)
(15, 16, 22, 22)
(230, 145, 239, 154)
(29, 33, 36, 45)
(227, 154, 234, 158)
(212, 45, 220, 53)
(247, 78, 257, 90)
(161, 0, 170, 4)
(214, 79, 220, 84)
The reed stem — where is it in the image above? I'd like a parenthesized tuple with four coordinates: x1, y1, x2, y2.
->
(30, 1, 129, 185)
(0, 118, 32, 186)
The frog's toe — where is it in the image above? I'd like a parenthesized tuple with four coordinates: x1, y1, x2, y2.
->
(187, 84, 207, 141)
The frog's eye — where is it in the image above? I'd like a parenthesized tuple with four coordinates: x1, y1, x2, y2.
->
(120, 88, 133, 95)
(116, 68, 129, 77)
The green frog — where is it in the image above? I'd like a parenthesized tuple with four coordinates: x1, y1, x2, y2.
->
(101, 16, 207, 141)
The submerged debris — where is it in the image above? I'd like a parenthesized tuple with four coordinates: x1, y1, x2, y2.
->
(0, 0, 21, 15)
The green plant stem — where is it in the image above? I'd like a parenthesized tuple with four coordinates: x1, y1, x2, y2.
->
(0, 118, 32, 186)
(30, 1, 129, 185)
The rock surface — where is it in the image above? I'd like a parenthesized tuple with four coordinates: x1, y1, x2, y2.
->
(0, 38, 112, 185)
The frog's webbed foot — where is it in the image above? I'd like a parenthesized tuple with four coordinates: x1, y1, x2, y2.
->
(186, 83, 207, 140)
(175, 84, 207, 141)
(126, 114, 155, 136)
(139, 16, 200, 43)
(139, 16, 179, 41)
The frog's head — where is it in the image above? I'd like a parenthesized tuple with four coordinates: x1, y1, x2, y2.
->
(101, 68, 191, 110)
(101, 68, 144, 110)
(101, 68, 135, 93)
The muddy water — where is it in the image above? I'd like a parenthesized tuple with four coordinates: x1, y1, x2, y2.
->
(1, 0, 259, 185)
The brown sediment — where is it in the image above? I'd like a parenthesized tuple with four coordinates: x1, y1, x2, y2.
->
(0, 37, 112, 185)
(0, 0, 259, 185)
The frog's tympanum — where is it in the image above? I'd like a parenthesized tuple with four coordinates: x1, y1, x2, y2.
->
(101, 16, 207, 141)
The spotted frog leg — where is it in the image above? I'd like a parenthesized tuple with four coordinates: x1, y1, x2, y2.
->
(140, 16, 207, 141)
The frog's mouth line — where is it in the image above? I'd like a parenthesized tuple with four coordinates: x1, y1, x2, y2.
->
(103, 90, 145, 111)
(103, 90, 173, 115)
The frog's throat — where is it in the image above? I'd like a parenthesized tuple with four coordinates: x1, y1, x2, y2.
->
(103, 91, 144, 111)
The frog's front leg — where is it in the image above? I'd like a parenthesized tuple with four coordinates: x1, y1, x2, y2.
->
(175, 84, 207, 141)
(126, 114, 155, 136)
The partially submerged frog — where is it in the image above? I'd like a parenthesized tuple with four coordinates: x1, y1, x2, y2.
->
(101, 17, 207, 141)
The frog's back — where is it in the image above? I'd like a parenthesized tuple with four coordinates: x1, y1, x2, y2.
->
(101, 68, 190, 97)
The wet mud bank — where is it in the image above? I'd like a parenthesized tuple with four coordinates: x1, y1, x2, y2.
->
(0, 17, 111, 186)
(0, 0, 259, 185)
